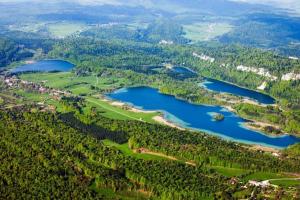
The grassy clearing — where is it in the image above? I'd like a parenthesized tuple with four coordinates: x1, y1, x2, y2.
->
(47, 22, 89, 38)
(20, 72, 159, 122)
(15, 89, 50, 102)
(102, 140, 166, 161)
(8, 22, 46, 33)
(20, 72, 128, 95)
(270, 179, 300, 188)
(8, 22, 89, 38)
(183, 22, 233, 42)
(244, 172, 288, 181)
(86, 97, 158, 123)
(211, 166, 249, 177)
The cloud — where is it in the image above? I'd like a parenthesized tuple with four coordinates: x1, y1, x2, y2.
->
(231, 0, 300, 14)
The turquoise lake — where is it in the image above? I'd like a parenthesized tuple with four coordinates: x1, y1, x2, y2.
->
(11, 60, 74, 73)
(108, 87, 300, 148)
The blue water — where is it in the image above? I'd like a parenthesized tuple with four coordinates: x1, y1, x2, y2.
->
(108, 87, 300, 148)
(172, 66, 196, 74)
(202, 78, 275, 104)
(11, 60, 74, 73)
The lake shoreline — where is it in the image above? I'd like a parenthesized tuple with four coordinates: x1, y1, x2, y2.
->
(101, 95, 184, 129)
(201, 77, 276, 105)
(243, 121, 286, 137)
(152, 115, 185, 130)
(223, 105, 290, 138)
(105, 95, 283, 152)
(9, 59, 75, 73)
(107, 86, 300, 149)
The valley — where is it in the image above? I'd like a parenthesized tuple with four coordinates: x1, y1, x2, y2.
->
(0, 0, 300, 199)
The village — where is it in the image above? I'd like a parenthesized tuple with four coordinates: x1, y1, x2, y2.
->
(3, 75, 70, 99)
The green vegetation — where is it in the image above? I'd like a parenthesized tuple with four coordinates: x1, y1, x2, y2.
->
(213, 113, 225, 121)
(16, 34, 300, 137)
(183, 22, 233, 42)
(47, 22, 89, 38)
(243, 172, 288, 181)
(1, 105, 299, 199)
(283, 143, 300, 158)
(219, 13, 300, 56)
(86, 97, 158, 123)
(270, 179, 300, 188)
(1, 3, 300, 199)
(211, 166, 249, 177)
(0, 109, 228, 199)
(0, 37, 33, 67)
(20, 72, 128, 95)
(234, 103, 300, 136)
(102, 140, 166, 161)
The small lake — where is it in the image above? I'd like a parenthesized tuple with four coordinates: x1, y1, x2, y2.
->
(11, 60, 74, 73)
(108, 87, 300, 148)
(201, 78, 275, 104)
(171, 66, 196, 74)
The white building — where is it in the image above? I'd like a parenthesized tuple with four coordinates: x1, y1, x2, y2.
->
(281, 72, 300, 81)
(193, 52, 215, 63)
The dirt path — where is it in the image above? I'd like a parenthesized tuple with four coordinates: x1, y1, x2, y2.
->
(137, 148, 196, 166)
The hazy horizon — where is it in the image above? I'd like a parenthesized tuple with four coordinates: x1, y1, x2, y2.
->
(0, 0, 300, 15)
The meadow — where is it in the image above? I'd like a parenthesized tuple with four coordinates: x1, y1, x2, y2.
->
(183, 22, 233, 42)
(47, 22, 89, 38)
(20, 72, 159, 123)
(20, 72, 126, 95)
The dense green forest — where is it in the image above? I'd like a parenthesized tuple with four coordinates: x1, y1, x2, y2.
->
(1, 106, 300, 199)
(219, 13, 300, 56)
(0, 108, 225, 199)
(0, 37, 33, 67)
(47, 36, 300, 106)
(1, 1, 300, 199)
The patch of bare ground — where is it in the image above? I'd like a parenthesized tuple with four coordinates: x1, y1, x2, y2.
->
(136, 148, 196, 166)
(246, 144, 280, 154)
(152, 116, 185, 130)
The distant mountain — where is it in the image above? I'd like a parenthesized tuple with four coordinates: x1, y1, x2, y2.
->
(73, 0, 276, 16)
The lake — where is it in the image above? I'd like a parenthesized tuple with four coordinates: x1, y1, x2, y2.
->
(108, 87, 300, 148)
(172, 66, 196, 74)
(11, 60, 74, 73)
(201, 78, 275, 104)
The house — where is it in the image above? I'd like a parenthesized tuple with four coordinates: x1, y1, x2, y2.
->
(248, 180, 270, 188)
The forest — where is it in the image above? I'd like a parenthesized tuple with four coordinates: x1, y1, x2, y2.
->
(1, 105, 300, 199)
(0, 37, 33, 68)
(1, 1, 300, 199)
(0, 107, 226, 199)
(44, 35, 300, 135)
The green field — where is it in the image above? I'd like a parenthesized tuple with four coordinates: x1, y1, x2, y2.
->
(211, 166, 249, 177)
(270, 179, 300, 188)
(183, 22, 233, 42)
(244, 172, 289, 181)
(20, 72, 159, 122)
(8, 22, 89, 38)
(86, 97, 158, 123)
(102, 140, 166, 161)
(47, 22, 89, 38)
(20, 72, 128, 95)
(8, 22, 46, 33)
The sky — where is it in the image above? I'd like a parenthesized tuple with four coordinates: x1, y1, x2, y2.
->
(232, 0, 300, 14)
(0, 0, 299, 14)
